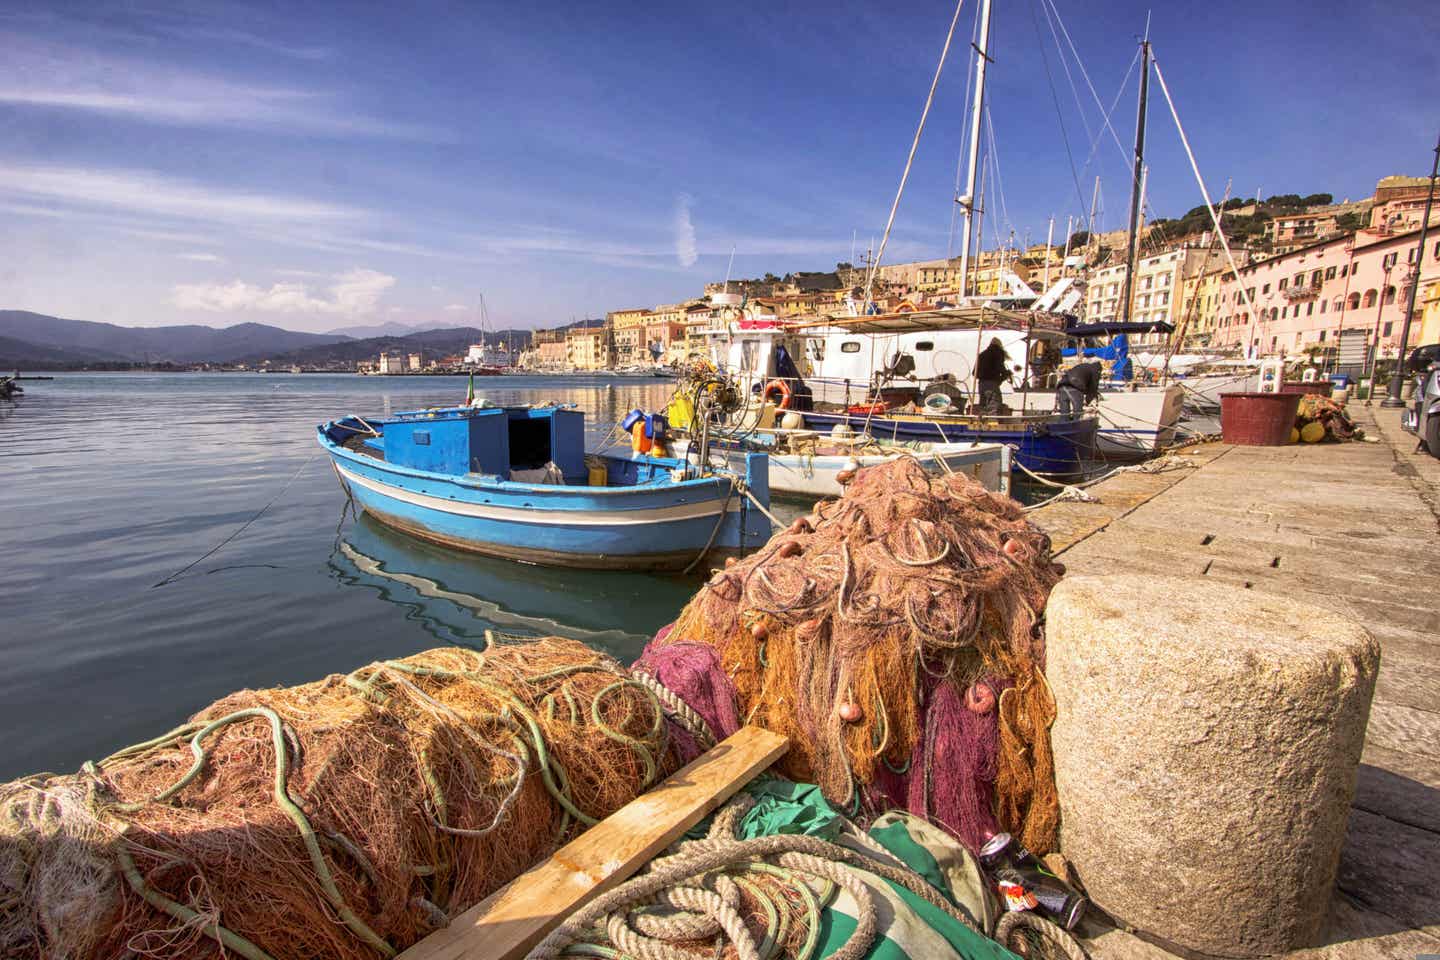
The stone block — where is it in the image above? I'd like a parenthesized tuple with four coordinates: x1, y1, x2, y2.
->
(1047, 575, 1379, 957)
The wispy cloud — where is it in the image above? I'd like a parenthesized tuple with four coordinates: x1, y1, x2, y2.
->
(443, 303, 469, 312)
(177, 252, 224, 262)
(0, 38, 442, 140)
(172, 268, 395, 314)
(674, 194, 698, 267)
(0, 164, 362, 225)
(152, 25, 333, 61)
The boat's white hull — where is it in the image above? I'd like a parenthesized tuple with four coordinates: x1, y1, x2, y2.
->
(1176, 372, 1259, 411)
(674, 440, 1010, 498)
(1023, 385, 1185, 456)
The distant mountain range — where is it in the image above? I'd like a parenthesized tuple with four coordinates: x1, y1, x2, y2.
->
(0, 310, 536, 369)
(0, 311, 349, 367)
(322, 320, 453, 339)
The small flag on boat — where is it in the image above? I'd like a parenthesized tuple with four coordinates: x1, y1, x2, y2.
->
(465, 372, 475, 406)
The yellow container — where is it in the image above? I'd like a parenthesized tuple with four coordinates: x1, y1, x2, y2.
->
(588, 464, 607, 486)
(668, 394, 694, 430)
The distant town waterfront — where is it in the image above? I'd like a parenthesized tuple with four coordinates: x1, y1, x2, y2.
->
(0, 373, 700, 780)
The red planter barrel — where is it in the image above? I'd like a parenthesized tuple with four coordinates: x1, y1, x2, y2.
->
(1220, 392, 1303, 446)
(1278, 381, 1332, 397)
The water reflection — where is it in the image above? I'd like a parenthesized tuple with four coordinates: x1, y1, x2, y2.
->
(328, 509, 692, 663)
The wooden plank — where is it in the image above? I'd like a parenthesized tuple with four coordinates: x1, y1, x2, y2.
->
(398, 725, 789, 960)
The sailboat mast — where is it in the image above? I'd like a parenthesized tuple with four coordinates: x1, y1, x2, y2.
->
(956, 0, 993, 300)
(1120, 38, 1151, 323)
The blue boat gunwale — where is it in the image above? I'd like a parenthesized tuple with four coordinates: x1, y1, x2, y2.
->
(317, 419, 739, 502)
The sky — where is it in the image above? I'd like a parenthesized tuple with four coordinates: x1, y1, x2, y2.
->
(0, 0, 1435, 333)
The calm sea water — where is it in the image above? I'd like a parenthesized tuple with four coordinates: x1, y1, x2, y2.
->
(0, 372, 725, 780)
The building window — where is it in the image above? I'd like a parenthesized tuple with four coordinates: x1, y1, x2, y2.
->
(1348, 293, 1361, 310)
(1159, 273, 1170, 286)
(1433, 240, 1440, 260)
(1340, 264, 1349, 277)
(1319, 330, 1326, 342)
(1262, 283, 1271, 294)
(1320, 300, 1327, 313)
(1306, 302, 1314, 316)
(841, 341, 861, 353)
(1408, 247, 1417, 263)
(1325, 266, 1337, 280)
(1384, 321, 1394, 337)
(1311, 270, 1323, 286)
(915, 341, 934, 351)
(1281, 306, 1288, 319)
(1279, 278, 1289, 290)
(1363, 290, 1377, 308)
(1384, 286, 1396, 305)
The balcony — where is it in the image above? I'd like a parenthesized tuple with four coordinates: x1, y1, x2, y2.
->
(1283, 283, 1321, 302)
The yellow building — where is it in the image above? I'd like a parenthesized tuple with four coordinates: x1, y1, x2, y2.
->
(1419, 280, 1440, 349)
(565, 327, 610, 370)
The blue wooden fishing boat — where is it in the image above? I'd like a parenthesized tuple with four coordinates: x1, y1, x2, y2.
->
(317, 404, 771, 570)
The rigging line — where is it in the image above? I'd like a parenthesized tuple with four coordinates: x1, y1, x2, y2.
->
(983, 113, 1011, 253)
(863, 0, 968, 307)
(1048, 47, 1140, 224)
(1028, 0, 1088, 217)
(1149, 53, 1260, 342)
(1035, 0, 1093, 147)
(1043, 0, 1134, 168)
(948, 0, 984, 258)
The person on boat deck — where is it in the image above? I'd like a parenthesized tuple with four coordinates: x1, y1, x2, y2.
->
(976, 337, 1010, 412)
(1056, 361, 1102, 419)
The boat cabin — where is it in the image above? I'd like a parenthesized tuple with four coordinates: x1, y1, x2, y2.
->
(371, 405, 586, 483)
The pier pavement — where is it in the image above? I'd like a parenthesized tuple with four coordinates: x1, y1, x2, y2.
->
(1031, 405, 1440, 959)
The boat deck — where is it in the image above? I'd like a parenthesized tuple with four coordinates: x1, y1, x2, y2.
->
(1031, 405, 1440, 958)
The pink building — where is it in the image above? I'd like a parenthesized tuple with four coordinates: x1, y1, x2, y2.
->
(1212, 224, 1440, 357)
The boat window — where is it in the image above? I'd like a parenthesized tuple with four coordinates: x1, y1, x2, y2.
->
(841, 341, 862, 353)
(915, 341, 934, 351)
(741, 339, 762, 373)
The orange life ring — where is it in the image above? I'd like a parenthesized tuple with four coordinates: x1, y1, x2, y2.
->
(762, 378, 793, 409)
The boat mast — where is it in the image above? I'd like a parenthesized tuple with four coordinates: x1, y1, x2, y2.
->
(1043, 216, 1055, 289)
(956, 0, 993, 300)
(1120, 33, 1151, 323)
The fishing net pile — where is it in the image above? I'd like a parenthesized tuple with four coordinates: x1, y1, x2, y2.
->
(640, 456, 1065, 857)
(0, 637, 674, 960)
(1294, 394, 1364, 442)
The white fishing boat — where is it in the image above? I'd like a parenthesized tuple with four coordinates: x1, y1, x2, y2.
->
(674, 433, 1010, 498)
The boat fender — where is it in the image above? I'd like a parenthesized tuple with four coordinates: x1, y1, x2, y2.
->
(837, 702, 863, 723)
(761, 378, 793, 409)
(832, 423, 854, 440)
(780, 411, 804, 430)
(621, 409, 645, 432)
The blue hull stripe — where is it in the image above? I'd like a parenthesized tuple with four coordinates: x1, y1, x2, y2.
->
(336, 464, 732, 526)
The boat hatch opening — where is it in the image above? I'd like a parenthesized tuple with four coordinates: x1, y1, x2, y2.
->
(509, 416, 553, 471)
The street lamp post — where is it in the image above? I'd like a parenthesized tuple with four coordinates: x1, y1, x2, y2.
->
(1382, 130, 1440, 407)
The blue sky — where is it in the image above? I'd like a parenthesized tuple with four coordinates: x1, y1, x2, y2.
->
(1, 0, 1435, 332)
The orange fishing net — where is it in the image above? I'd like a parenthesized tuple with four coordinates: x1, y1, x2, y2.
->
(653, 456, 1065, 853)
(0, 638, 674, 960)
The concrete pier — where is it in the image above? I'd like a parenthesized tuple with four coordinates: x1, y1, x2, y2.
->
(1032, 405, 1440, 959)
